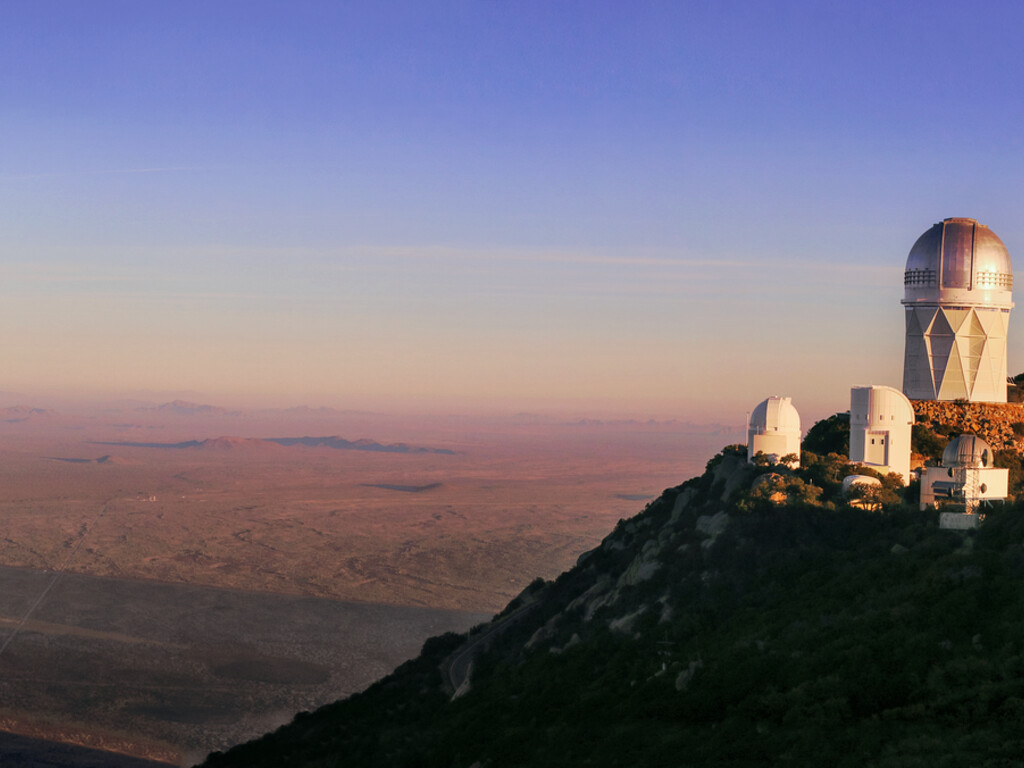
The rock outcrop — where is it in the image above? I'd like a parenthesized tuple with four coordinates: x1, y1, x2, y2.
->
(912, 399, 1024, 452)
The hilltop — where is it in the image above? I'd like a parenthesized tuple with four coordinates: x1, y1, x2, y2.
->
(199, 437, 1024, 767)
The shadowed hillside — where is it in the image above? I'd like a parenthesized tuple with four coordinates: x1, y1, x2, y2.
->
(198, 444, 1024, 767)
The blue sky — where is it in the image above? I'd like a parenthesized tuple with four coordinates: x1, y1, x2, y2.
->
(4, 1, 1024, 420)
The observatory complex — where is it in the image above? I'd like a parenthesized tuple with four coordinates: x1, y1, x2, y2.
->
(903, 218, 1013, 403)
(744, 216, 1016, 524)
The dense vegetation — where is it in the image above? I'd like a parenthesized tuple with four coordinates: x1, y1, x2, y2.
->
(200, 436, 1024, 768)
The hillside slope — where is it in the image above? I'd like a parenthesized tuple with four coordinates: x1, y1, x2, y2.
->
(199, 448, 1024, 767)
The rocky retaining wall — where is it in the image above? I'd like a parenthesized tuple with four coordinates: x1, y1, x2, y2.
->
(912, 400, 1024, 453)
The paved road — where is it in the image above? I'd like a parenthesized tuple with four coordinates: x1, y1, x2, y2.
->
(441, 602, 537, 696)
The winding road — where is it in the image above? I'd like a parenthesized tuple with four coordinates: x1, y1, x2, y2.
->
(440, 602, 537, 697)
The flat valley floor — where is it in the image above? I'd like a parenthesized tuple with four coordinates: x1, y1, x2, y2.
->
(0, 566, 485, 765)
(0, 404, 730, 764)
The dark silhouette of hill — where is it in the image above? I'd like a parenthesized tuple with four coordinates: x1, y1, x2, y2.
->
(360, 483, 443, 493)
(44, 454, 135, 465)
(195, 436, 282, 451)
(96, 454, 134, 464)
(88, 438, 234, 450)
(198, 442, 1024, 768)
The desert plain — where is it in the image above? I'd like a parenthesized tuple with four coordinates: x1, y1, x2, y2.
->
(0, 399, 730, 765)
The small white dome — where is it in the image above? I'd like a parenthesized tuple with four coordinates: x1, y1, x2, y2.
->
(942, 434, 995, 468)
(747, 396, 801, 467)
(842, 475, 882, 496)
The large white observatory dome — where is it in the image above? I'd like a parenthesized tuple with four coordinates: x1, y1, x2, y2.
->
(902, 218, 1014, 402)
(904, 218, 1013, 309)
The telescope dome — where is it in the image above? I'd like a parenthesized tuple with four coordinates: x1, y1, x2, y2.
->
(942, 434, 994, 469)
(903, 218, 1012, 307)
(749, 396, 800, 435)
(747, 396, 801, 467)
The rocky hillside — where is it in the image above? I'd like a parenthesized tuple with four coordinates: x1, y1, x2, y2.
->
(912, 399, 1024, 452)
(198, 446, 1024, 768)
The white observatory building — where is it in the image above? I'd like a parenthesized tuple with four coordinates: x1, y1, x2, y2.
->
(903, 218, 1013, 402)
(920, 434, 1008, 520)
(747, 396, 801, 467)
(848, 385, 915, 483)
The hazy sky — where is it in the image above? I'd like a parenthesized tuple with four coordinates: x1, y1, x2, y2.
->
(4, 1, 1024, 421)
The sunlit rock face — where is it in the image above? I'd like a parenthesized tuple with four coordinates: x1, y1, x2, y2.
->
(902, 218, 1013, 402)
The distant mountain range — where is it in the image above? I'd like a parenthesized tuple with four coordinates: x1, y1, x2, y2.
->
(89, 435, 455, 455)
(266, 436, 455, 454)
(44, 454, 134, 465)
(137, 400, 240, 417)
(1, 406, 58, 423)
(135, 400, 374, 418)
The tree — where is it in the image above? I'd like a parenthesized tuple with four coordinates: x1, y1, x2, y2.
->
(802, 413, 850, 456)
(912, 424, 946, 463)
(796, 450, 850, 503)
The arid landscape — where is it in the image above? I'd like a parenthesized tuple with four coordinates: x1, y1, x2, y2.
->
(0, 399, 731, 765)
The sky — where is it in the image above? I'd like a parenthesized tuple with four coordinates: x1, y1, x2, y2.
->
(4, 1, 1024, 422)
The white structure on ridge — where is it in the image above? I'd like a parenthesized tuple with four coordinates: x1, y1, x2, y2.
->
(902, 217, 1013, 402)
(848, 385, 914, 484)
(920, 434, 1008, 516)
(841, 474, 883, 509)
(747, 396, 801, 467)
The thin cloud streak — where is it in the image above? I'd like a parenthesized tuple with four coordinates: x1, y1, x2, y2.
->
(1, 166, 212, 182)
(315, 245, 899, 280)
(0, 266, 139, 284)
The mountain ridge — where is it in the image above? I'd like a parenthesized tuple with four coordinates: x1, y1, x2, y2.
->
(198, 442, 1024, 767)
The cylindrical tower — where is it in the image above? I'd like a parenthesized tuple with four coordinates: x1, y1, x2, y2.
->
(902, 218, 1013, 402)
